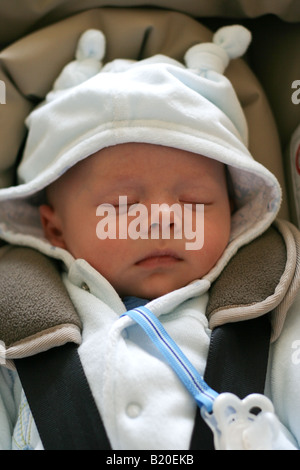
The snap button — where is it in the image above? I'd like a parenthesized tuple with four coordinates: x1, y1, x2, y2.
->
(81, 282, 90, 292)
(126, 403, 142, 419)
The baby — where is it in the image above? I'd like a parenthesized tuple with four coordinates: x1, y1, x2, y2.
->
(40, 143, 231, 300)
(0, 25, 299, 451)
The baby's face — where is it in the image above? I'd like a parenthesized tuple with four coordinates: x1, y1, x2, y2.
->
(40, 143, 232, 299)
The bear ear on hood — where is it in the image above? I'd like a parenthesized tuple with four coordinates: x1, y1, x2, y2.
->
(185, 24, 252, 74)
(50, 29, 106, 98)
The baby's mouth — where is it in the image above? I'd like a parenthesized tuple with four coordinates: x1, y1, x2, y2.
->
(135, 249, 183, 268)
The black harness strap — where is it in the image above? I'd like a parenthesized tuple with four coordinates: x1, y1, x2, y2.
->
(15, 315, 270, 450)
(190, 314, 271, 450)
(15, 343, 111, 450)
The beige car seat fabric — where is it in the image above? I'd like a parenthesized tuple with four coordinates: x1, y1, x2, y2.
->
(0, 8, 289, 220)
(0, 0, 299, 47)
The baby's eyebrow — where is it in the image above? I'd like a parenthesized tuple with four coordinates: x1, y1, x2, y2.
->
(175, 178, 216, 192)
(94, 177, 142, 196)
(99, 172, 138, 184)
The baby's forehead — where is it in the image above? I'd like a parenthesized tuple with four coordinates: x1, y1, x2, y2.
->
(82, 142, 224, 176)
(66, 143, 226, 199)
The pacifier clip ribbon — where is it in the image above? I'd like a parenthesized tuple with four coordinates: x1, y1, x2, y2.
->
(122, 306, 218, 412)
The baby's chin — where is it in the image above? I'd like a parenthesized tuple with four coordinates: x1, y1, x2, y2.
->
(117, 278, 191, 301)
